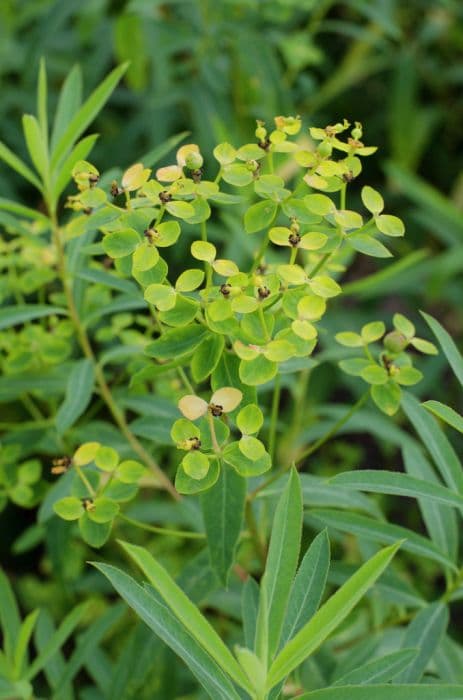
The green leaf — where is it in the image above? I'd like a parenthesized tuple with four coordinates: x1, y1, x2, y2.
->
(401, 392, 463, 495)
(334, 648, 418, 686)
(371, 381, 401, 415)
(201, 464, 246, 585)
(259, 468, 302, 660)
(361, 321, 385, 343)
(53, 497, 84, 521)
(396, 603, 449, 682)
(267, 542, 401, 688)
(222, 441, 271, 477)
(395, 366, 423, 386)
(360, 364, 388, 385)
(88, 497, 120, 524)
(237, 403, 264, 435)
(242, 577, 260, 650)
(95, 446, 119, 471)
(279, 530, 330, 649)
(304, 194, 334, 216)
(22, 114, 48, 178)
(0, 570, 21, 663)
(0, 304, 66, 330)
(78, 513, 112, 548)
(117, 460, 146, 484)
(310, 509, 456, 571)
(55, 358, 94, 434)
(393, 313, 415, 338)
(52, 133, 99, 202)
(403, 444, 458, 564)
(239, 355, 277, 386)
(309, 275, 342, 298)
(335, 332, 363, 347)
(159, 295, 199, 327)
(132, 242, 159, 272)
(52, 63, 128, 167)
(117, 542, 253, 694)
(165, 200, 195, 219)
(182, 451, 210, 480)
(244, 200, 278, 233)
(330, 470, 463, 511)
(423, 400, 463, 434)
(175, 268, 205, 292)
(139, 131, 189, 168)
(175, 459, 220, 494)
(348, 233, 392, 258)
(375, 214, 405, 236)
(191, 334, 224, 383)
(102, 229, 140, 258)
(26, 602, 88, 681)
(0, 140, 43, 190)
(145, 324, 208, 360)
(14, 609, 40, 679)
(298, 685, 463, 699)
(421, 311, 463, 387)
(51, 65, 82, 150)
(361, 186, 384, 215)
(92, 564, 241, 699)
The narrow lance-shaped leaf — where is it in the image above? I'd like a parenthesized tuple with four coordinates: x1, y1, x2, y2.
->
(396, 602, 449, 683)
(22, 114, 48, 180)
(0, 305, 66, 331)
(298, 684, 463, 700)
(201, 463, 246, 586)
(26, 603, 89, 681)
(56, 359, 95, 434)
(0, 570, 21, 664)
(52, 133, 99, 203)
(403, 443, 458, 564)
(51, 64, 82, 150)
(258, 467, 303, 661)
(311, 509, 457, 571)
(330, 470, 463, 511)
(267, 542, 402, 688)
(51, 63, 128, 168)
(92, 563, 241, 700)
(0, 140, 43, 191)
(421, 311, 463, 387)
(423, 400, 463, 435)
(333, 648, 418, 686)
(401, 391, 463, 495)
(117, 542, 253, 694)
(279, 529, 330, 649)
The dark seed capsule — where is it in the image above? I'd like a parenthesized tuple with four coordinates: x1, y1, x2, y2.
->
(209, 403, 223, 417)
(220, 283, 231, 297)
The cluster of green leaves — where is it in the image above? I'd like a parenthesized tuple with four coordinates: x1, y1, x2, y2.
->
(336, 313, 437, 415)
(1, 60, 463, 700)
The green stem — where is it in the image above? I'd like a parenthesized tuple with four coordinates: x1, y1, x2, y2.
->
(268, 374, 281, 464)
(267, 150, 274, 174)
(207, 412, 221, 454)
(251, 233, 270, 273)
(307, 252, 332, 277)
(258, 306, 271, 342)
(340, 182, 347, 210)
(296, 391, 369, 465)
(50, 213, 179, 500)
(20, 394, 45, 421)
(75, 465, 96, 497)
(289, 246, 298, 265)
(249, 391, 369, 500)
(178, 366, 195, 394)
(119, 513, 205, 540)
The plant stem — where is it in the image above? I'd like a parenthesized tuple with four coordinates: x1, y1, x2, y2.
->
(258, 306, 271, 342)
(268, 374, 281, 464)
(207, 412, 221, 454)
(307, 252, 332, 277)
(251, 233, 270, 273)
(119, 513, 205, 540)
(50, 214, 179, 500)
(249, 390, 369, 500)
(295, 391, 369, 465)
(340, 182, 347, 210)
(75, 465, 96, 497)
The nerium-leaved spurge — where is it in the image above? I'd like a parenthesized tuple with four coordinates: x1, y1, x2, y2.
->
(2, 63, 462, 700)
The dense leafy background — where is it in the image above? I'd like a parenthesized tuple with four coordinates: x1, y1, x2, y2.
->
(1, 1, 463, 698)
